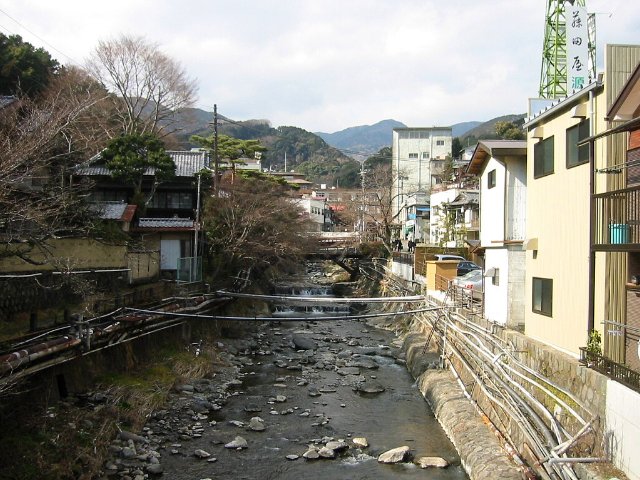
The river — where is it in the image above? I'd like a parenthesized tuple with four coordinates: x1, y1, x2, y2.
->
(105, 274, 469, 480)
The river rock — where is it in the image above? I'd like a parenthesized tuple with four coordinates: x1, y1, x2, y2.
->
(194, 449, 211, 458)
(224, 436, 248, 449)
(291, 334, 317, 350)
(336, 366, 360, 376)
(308, 387, 321, 397)
(318, 385, 337, 393)
(354, 380, 385, 393)
(286, 454, 299, 460)
(347, 356, 379, 369)
(248, 417, 266, 431)
(318, 446, 336, 458)
(119, 431, 148, 444)
(416, 456, 449, 468)
(303, 447, 320, 460)
(243, 396, 263, 412)
(325, 440, 348, 451)
(145, 463, 164, 474)
(121, 446, 136, 458)
(352, 437, 369, 448)
(378, 445, 410, 463)
(275, 395, 287, 403)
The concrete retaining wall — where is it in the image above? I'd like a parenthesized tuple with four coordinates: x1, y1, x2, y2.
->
(402, 332, 523, 480)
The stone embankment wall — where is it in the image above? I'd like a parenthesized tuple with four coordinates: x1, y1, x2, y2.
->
(398, 313, 630, 480)
(401, 331, 523, 480)
(500, 329, 608, 445)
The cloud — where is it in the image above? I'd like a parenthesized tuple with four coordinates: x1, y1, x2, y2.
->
(1, 0, 639, 132)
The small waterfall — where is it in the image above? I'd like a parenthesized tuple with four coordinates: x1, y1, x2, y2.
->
(272, 284, 350, 317)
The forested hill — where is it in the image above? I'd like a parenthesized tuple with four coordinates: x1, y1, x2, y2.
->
(315, 119, 406, 156)
(171, 108, 353, 184)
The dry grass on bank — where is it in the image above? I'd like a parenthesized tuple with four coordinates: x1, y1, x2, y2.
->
(0, 341, 227, 480)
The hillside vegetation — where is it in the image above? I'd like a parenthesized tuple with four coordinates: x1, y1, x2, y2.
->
(169, 107, 526, 187)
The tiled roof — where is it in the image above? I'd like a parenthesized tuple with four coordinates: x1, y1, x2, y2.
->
(90, 202, 138, 221)
(138, 217, 194, 229)
(449, 191, 479, 206)
(169, 150, 208, 176)
(90, 202, 127, 220)
(75, 150, 208, 178)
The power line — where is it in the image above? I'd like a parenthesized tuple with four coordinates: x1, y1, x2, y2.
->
(0, 7, 80, 66)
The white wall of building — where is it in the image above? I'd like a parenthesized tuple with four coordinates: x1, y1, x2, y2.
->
(484, 248, 509, 325)
(480, 157, 506, 247)
(294, 197, 326, 232)
(505, 157, 527, 241)
(429, 188, 460, 246)
(606, 380, 640, 480)
(392, 127, 452, 219)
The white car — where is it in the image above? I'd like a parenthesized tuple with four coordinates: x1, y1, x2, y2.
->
(451, 269, 483, 300)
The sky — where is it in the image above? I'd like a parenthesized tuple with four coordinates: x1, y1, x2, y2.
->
(1, 0, 640, 133)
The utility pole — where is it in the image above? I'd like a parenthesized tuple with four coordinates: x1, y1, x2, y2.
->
(359, 159, 366, 242)
(213, 104, 219, 197)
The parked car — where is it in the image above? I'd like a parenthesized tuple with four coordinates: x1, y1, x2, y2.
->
(451, 269, 483, 300)
(456, 261, 481, 276)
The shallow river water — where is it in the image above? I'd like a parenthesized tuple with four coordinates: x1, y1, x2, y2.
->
(130, 279, 469, 480)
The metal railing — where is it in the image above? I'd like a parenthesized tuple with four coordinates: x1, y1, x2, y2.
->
(579, 347, 640, 393)
(593, 185, 640, 247)
(391, 251, 414, 265)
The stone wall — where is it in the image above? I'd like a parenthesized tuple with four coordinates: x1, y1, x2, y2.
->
(500, 328, 608, 449)
(401, 331, 523, 480)
(398, 314, 626, 480)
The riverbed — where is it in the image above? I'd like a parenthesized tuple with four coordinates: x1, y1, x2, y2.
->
(102, 280, 469, 479)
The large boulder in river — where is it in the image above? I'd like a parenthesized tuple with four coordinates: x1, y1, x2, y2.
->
(225, 436, 248, 449)
(291, 334, 317, 350)
(378, 446, 410, 463)
(354, 380, 385, 394)
(416, 456, 449, 468)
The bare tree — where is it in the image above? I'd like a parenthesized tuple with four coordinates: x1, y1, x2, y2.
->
(86, 35, 198, 136)
(202, 174, 316, 279)
(360, 163, 405, 254)
(0, 67, 109, 263)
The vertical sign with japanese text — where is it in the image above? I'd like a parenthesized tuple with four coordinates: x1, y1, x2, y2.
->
(566, 3, 589, 92)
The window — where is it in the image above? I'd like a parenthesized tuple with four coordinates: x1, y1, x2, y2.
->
(532, 277, 553, 316)
(436, 140, 445, 146)
(422, 152, 430, 159)
(487, 169, 496, 189)
(492, 268, 500, 286)
(408, 153, 419, 159)
(566, 119, 590, 168)
(150, 191, 193, 209)
(91, 190, 128, 202)
(534, 136, 554, 178)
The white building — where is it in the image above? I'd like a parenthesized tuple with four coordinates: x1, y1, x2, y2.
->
(392, 127, 452, 223)
(429, 187, 479, 247)
(468, 140, 527, 329)
(295, 194, 332, 232)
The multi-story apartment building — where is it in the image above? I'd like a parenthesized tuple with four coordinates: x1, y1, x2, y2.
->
(392, 127, 452, 233)
(522, 45, 640, 357)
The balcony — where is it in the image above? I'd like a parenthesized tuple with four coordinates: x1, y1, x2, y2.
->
(593, 185, 640, 251)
